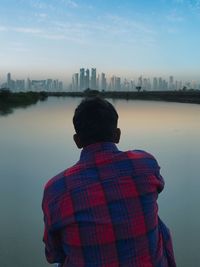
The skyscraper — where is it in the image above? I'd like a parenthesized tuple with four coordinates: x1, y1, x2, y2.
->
(7, 73, 11, 89)
(115, 77, 121, 91)
(16, 80, 25, 91)
(27, 78, 31, 91)
(138, 76, 142, 87)
(72, 73, 79, 91)
(169, 76, 174, 90)
(153, 77, 158, 90)
(101, 73, 107, 90)
(96, 74, 100, 90)
(47, 79, 53, 91)
(91, 68, 96, 89)
(110, 76, 115, 91)
(80, 68, 85, 91)
(158, 77, 163, 90)
(58, 81, 63, 91)
(85, 69, 90, 89)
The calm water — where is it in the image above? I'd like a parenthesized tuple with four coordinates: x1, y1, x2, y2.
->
(0, 97, 200, 267)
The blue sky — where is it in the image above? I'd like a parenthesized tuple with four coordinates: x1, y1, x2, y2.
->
(0, 0, 200, 83)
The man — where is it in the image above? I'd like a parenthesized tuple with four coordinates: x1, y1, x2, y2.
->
(42, 97, 176, 267)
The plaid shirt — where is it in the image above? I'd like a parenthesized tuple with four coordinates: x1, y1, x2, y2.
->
(42, 142, 176, 267)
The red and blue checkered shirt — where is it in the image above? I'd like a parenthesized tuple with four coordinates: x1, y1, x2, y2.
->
(42, 142, 176, 267)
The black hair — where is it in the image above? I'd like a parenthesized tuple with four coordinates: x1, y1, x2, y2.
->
(73, 97, 118, 146)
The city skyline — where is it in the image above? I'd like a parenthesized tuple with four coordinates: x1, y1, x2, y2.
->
(71, 67, 200, 91)
(0, 0, 200, 81)
(1, 69, 200, 92)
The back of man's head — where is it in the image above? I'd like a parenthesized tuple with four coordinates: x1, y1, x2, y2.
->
(73, 97, 119, 147)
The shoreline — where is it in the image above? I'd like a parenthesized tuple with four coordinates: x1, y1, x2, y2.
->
(0, 90, 48, 115)
(49, 89, 200, 104)
(1, 89, 200, 115)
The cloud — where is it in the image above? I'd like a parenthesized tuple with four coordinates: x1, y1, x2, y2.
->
(0, 26, 7, 31)
(40, 33, 66, 40)
(166, 11, 184, 22)
(0, 25, 42, 35)
(66, 0, 79, 8)
(30, 0, 54, 10)
(41, 33, 87, 44)
(105, 15, 156, 35)
(46, 13, 158, 49)
(62, 0, 93, 9)
(174, 0, 200, 13)
(35, 13, 48, 18)
(0, 7, 158, 48)
(187, 0, 200, 12)
(9, 42, 30, 52)
(34, 12, 48, 23)
(30, 0, 80, 11)
(167, 27, 179, 33)
(13, 27, 42, 34)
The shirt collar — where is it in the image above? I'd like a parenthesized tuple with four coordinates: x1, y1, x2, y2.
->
(79, 142, 119, 162)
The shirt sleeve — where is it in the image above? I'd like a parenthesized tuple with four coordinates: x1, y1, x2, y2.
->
(128, 150, 165, 194)
(144, 151, 165, 194)
(42, 191, 66, 264)
(154, 162, 165, 193)
(158, 218, 177, 267)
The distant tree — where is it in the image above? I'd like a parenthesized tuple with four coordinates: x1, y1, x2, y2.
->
(136, 86, 142, 92)
(0, 88, 11, 98)
(84, 88, 100, 97)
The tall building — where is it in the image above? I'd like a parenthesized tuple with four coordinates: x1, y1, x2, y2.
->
(7, 73, 11, 89)
(115, 77, 121, 91)
(80, 68, 85, 91)
(31, 80, 46, 91)
(101, 73, 107, 90)
(7, 73, 11, 85)
(147, 78, 151, 90)
(178, 80, 182, 90)
(158, 77, 163, 90)
(169, 76, 174, 90)
(58, 81, 63, 91)
(72, 73, 79, 91)
(27, 78, 31, 91)
(85, 69, 90, 89)
(109, 76, 121, 91)
(123, 79, 130, 91)
(96, 74, 100, 90)
(110, 76, 115, 91)
(138, 76, 142, 87)
(47, 79, 53, 91)
(162, 79, 168, 90)
(130, 80, 135, 91)
(53, 80, 59, 91)
(16, 80, 25, 91)
(153, 77, 158, 90)
(143, 78, 148, 91)
(91, 68, 96, 89)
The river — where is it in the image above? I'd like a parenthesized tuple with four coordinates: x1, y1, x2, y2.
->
(0, 97, 200, 267)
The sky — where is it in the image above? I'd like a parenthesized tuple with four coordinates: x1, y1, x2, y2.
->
(0, 0, 200, 83)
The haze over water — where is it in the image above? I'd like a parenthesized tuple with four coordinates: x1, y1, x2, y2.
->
(0, 97, 200, 267)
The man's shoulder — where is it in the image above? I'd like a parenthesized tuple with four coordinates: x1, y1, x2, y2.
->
(125, 149, 157, 160)
(44, 170, 66, 191)
(124, 149, 160, 170)
(43, 163, 80, 193)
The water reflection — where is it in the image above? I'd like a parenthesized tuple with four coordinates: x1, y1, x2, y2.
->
(0, 97, 200, 267)
(0, 91, 48, 116)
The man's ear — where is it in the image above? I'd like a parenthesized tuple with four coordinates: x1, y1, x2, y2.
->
(73, 134, 83, 149)
(114, 128, 121, 144)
